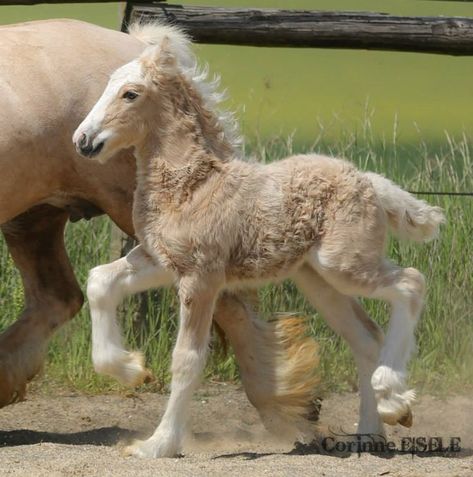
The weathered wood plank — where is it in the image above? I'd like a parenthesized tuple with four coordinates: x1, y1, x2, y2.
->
(0, 0, 121, 4)
(129, 4, 473, 56)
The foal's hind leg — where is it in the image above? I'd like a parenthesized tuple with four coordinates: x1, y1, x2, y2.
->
(309, 250, 425, 427)
(369, 263, 425, 427)
(293, 264, 384, 435)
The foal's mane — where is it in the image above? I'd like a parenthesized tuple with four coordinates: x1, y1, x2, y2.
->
(129, 22, 242, 157)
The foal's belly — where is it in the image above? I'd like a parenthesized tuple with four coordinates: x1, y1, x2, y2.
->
(224, 225, 319, 284)
(224, 254, 309, 287)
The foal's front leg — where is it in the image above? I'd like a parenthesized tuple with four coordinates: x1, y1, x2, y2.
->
(126, 272, 222, 458)
(87, 245, 174, 386)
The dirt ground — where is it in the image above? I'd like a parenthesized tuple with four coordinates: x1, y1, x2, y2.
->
(0, 384, 471, 476)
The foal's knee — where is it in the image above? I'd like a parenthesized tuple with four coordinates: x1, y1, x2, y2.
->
(87, 263, 120, 307)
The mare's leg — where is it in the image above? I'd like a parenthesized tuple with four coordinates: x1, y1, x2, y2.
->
(126, 272, 221, 458)
(293, 264, 384, 435)
(0, 205, 83, 406)
(214, 292, 319, 440)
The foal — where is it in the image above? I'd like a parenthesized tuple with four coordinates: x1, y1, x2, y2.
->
(74, 28, 444, 458)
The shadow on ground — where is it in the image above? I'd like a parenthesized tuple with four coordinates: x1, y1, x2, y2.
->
(213, 438, 473, 461)
(0, 427, 138, 447)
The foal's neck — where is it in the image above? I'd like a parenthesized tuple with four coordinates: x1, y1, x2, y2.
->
(135, 74, 234, 208)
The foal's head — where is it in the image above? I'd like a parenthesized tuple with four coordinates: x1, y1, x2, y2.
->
(73, 30, 193, 163)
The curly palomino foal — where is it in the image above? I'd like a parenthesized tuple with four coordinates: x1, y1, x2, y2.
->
(73, 25, 445, 458)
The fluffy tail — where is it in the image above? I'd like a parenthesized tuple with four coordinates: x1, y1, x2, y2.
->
(365, 172, 446, 242)
(246, 314, 321, 443)
(212, 293, 320, 443)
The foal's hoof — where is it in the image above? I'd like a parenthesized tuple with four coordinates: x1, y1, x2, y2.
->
(119, 351, 154, 387)
(377, 394, 415, 428)
(379, 409, 413, 427)
(372, 366, 415, 428)
(95, 351, 154, 387)
(397, 409, 413, 428)
(375, 389, 416, 428)
(123, 437, 180, 458)
(123, 440, 149, 458)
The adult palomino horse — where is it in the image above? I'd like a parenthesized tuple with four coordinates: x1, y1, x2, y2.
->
(0, 20, 321, 433)
(74, 26, 445, 457)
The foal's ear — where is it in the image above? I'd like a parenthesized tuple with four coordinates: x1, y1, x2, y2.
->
(158, 36, 177, 68)
(142, 37, 177, 76)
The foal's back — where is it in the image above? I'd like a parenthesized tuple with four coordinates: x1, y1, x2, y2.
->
(181, 153, 382, 282)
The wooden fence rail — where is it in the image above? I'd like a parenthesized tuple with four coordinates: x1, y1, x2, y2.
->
(127, 4, 473, 56)
(0, 0, 127, 4)
(1, 0, 472, 55)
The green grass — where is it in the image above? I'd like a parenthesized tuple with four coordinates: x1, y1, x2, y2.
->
(0, 1, 471, 394)
(1, 123, 471, 395)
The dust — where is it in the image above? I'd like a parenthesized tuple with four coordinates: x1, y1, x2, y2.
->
(0, 384, 471, 476)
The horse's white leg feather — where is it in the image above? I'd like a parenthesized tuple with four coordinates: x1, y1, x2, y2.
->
(293, 265, 384, 435)
(126, 273, 221, 458)
(87, 245, 173, 386)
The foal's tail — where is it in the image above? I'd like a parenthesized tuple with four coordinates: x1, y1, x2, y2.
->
(365, 172, 446, 242)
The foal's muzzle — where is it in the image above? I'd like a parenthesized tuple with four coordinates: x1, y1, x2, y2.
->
(75, 132, 104, 158)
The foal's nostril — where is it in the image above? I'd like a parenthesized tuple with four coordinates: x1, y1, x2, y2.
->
(79, 133, 88, 148)
(75, 130, 105, 158)
(77, 133, 95, 156)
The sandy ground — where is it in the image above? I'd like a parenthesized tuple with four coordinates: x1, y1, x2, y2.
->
(0, 384, 471, 476)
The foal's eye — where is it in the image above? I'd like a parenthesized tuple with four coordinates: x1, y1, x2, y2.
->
(122, 91, 139, 101)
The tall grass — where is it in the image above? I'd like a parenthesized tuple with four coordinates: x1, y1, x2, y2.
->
(0, 125, 471, 395)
